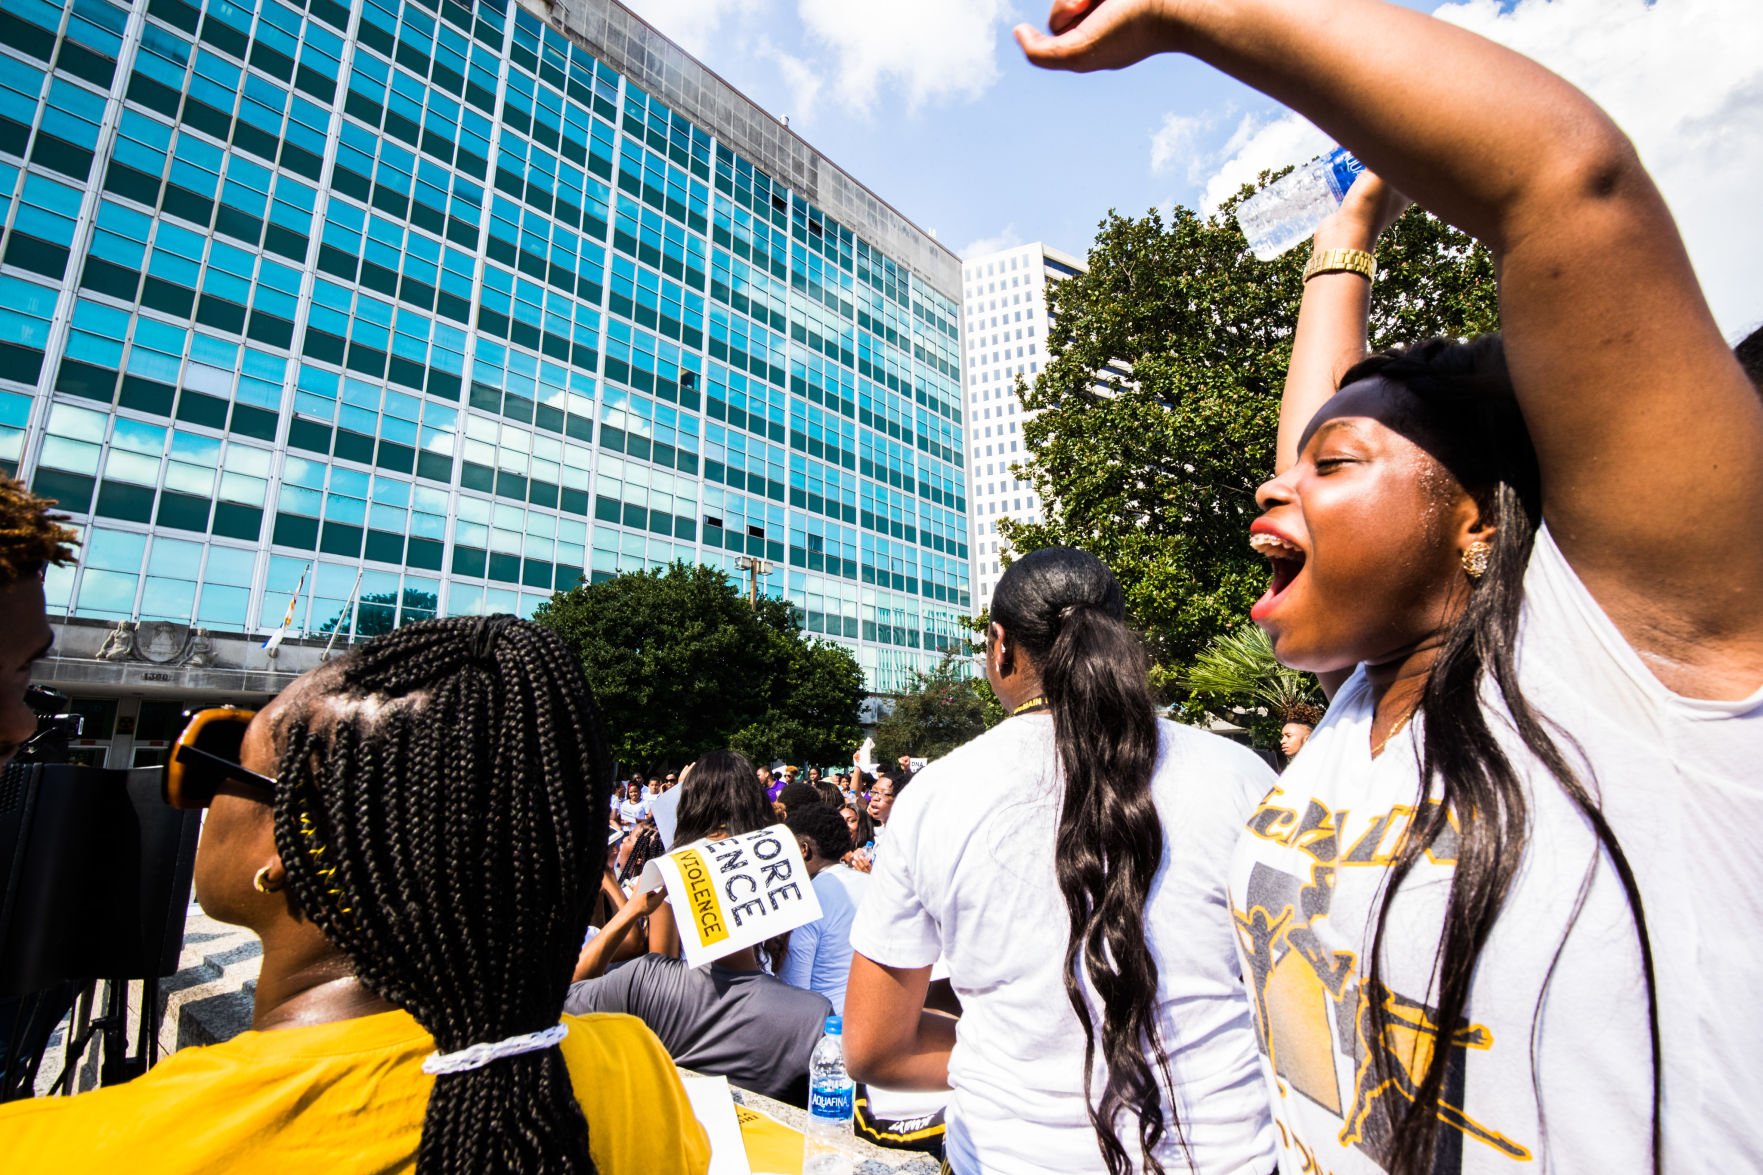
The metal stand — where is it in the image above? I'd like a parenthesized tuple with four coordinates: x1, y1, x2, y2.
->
(0, 974, 163, 1102)
(42, 977, 160, 1096)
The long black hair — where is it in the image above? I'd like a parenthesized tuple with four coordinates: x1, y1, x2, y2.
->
(840, 802, 876, 851)
(990, 547, 1177, 1175)
(271, 615, 612, 1175)
(1344, 338, 1659, 1175)
(671, 748, 772, 848)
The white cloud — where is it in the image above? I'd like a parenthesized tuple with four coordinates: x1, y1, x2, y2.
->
(1195, 112, 1330, 216)
(618, 0, 765, 58)
(1192, 0, 1763, 334)
(1149, 112, 1213, 178)
(1434, 0, 1763, 336)
(959, 225, 1026, 260)
(752, 37, 824, 126)
(796, 0, 1015, 113)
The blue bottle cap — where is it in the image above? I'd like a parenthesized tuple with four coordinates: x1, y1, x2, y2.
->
(824, 1015, 843, 1035)
(1325, 147, 1365, 202)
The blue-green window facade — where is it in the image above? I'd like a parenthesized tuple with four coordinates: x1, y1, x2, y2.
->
(3, 0, 967, 691)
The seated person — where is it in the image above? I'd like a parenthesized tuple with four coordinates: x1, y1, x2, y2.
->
(567, 749, 830, 1103)
(0, 617, 708, 1173)
(778, 803, 868, 1014)
(775, 781, 821, 818)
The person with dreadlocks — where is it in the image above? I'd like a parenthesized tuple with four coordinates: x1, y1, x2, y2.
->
(0, 474, 75, 770)
(1019, 2, 1763, 1173)
(0, 474, 77, 1097)
(1277, 700, 1324, 762)
(0, 616, 709, 1173)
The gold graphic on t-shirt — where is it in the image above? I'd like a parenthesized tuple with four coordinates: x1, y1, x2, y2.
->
(1236, 791, 1533, 1169)
(1341, 980, 1531, 1161)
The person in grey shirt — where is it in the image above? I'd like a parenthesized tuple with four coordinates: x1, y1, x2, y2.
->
(565, 953, 829, 1103)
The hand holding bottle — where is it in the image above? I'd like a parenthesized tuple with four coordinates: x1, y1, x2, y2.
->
(1315, 170, 1411, 255)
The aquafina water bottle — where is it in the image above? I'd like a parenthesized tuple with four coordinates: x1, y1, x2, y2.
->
(803, 1014, 855, 1174)
(1234, 147, 1366, 261)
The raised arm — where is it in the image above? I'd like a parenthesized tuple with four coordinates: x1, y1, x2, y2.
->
(1275, 173, 1409, 476)
(1023, 0, 1763, 691)
(574, 886, 664, 981)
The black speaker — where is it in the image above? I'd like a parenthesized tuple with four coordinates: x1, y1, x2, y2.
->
(0, 765, 200, 997)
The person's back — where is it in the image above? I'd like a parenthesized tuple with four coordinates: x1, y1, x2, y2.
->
(854, 717, 1274, 1172)
(789, 865, 866, 1013)
(780, 804, 870, 1014)
(0, 1010, 701, 1173)
(565, 953, 829, 1102)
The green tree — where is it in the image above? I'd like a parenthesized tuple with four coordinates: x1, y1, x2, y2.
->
(1002, 196, 1499, 691)
(730, 633, 866, 769)
(1180, 623, 1324, 747)
(317, 587, 438, 638)
(872, 651, 1001, 764)
(533, 562, 863, 770)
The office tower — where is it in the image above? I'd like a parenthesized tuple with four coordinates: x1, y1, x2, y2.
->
(960, 241, 1083, 612)
(2, 0, 967, 766)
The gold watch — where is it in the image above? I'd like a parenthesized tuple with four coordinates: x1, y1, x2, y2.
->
(1303, 247, 1377, 283)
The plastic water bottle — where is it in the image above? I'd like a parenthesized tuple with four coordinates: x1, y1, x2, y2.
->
(1234, 147, 1366, 261)
(803, 1015, 855, 1175)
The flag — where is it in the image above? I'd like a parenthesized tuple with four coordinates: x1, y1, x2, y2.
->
(263, 562, 311, 653)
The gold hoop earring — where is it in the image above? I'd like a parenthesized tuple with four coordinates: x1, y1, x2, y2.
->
(1461, 540, 1492, 581)
(252, 866, 274, 894)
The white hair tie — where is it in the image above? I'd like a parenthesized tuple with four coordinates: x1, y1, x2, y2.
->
(422, 1022, 569, 1076)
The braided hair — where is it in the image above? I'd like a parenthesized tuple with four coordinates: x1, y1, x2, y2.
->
(271, 615, 613, 1174)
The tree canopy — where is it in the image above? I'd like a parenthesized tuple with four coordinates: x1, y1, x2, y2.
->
(1002, 196, 1500, 691)
(533, 562, 864, 771)
(872, 650, 1002, 764)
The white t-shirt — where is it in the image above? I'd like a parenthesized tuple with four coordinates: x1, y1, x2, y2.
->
(616, 796, 650, 828)
(779, 863, 869, 1015)
(1230, 526, 1763, 1173)
(850, 715, 1278, 1175)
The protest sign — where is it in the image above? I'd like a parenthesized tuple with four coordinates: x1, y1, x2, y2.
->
(640, 824, 823, 968)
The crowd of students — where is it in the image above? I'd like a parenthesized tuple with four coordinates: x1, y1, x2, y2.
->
(1, 0, 1761, 1171)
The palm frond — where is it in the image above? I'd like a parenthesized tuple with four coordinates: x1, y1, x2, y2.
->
(1179, 623, 1321, 720)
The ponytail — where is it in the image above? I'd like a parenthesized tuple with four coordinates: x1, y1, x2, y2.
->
(993, 549, 1179, 1175)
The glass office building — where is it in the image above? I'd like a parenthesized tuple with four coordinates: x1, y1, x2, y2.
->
(3, 0, 970, 736)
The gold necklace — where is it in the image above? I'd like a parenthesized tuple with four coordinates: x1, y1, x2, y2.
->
(1011, 695, 1050, 716)
(1370, 709, 1414, 758)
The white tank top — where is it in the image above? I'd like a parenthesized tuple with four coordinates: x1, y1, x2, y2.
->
(1229, 526, 1763, 1172)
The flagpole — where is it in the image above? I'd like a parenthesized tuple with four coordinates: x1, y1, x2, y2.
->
(321, 567, 366, 662)
(262, 561, 311, 660)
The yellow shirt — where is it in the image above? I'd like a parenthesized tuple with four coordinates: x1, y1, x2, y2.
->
(0, 1010, 709, 1174)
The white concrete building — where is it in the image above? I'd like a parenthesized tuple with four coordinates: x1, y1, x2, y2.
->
(961, 242, 1085, 612)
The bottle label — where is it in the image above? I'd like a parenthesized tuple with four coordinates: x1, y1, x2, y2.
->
(809, 1083, 853, 1120)
(1325, 148, 1364, 202)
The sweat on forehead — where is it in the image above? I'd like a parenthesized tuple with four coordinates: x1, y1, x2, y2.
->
(1302, 376, 1497, 499)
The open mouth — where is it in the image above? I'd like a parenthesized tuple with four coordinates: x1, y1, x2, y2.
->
(1249, 532, 1307, 611)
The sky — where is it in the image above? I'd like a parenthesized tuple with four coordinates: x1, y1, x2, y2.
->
(615, 0, 1763, 339)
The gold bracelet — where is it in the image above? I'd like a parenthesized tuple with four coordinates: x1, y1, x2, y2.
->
(1303, 247, 1376, 283)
